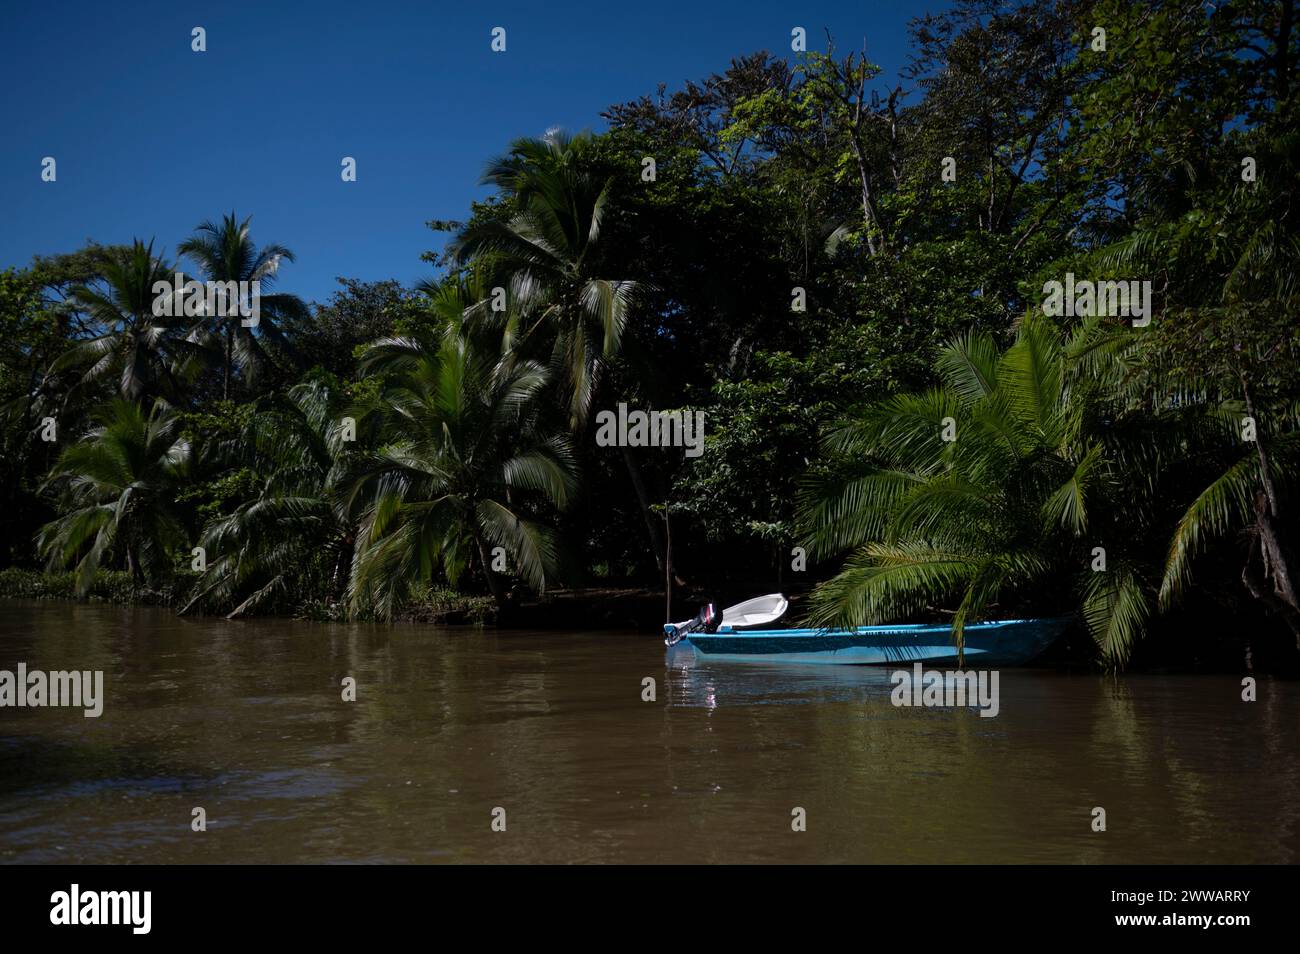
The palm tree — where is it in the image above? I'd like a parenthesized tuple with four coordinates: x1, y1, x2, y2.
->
(799, 315, 1156, 665)
(48, 240, 196, 404)
(1157, 386, 1300, 645)
(449, 130, 670, 570)
(1088, 186, 1300, 647)
(178, 212, 309, 398)
(346, 300, 577, 618)
(37, 398, 190, 594)
(449, 130, 641, 427)
(181, 378, 357, 618)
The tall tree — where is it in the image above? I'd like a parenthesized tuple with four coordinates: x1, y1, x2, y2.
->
(49, 240, 195, 405)
(183, 377, 357, 618)
(449, 131, 640, 428)
(347, 297, 577, 617)
(38, 399, 190, 593)
(448, 131, 672, 570)
(178, 212, 309, 399)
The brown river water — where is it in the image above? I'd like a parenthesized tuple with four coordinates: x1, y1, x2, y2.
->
(0, 599, 1297, 864)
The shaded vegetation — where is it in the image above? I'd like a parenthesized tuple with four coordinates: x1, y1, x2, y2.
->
(2, 0, 1297, 670)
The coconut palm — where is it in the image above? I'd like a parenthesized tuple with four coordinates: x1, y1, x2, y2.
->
(448, 130, 640, 429)
(799, 315, 1158, 665)
(48, 240, 196, 404)
(37, 398, 190, 594)
(178, 212, 309, 398)
(449, 130, 679, 572)
(346, 302, 577, 618)
(182, 378, 358, 618)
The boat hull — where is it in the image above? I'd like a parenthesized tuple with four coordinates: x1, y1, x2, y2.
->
(680, 619, 1067, 666)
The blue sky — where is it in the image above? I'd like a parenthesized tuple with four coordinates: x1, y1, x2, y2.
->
(2, 0, 949, 305)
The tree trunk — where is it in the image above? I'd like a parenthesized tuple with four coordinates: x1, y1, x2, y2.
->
(1240, 375, 1300, 644)
(1250, 501, 1300, 648)
(848, 134, 882, 256)
(1242, 520, 1300, 649)
(621, 445, 667, 576)
(664, 506, 672, 623)
(126, 547, 144, 586)
(836, 52, 884, 256)
(1275, 0, 1293, 107)
(329, 535, 354, 605)
(224, 323, 233, 400)
(475, 534, 507, 608)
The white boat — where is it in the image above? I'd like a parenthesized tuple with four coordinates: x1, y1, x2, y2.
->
(664, 593, 788, 644)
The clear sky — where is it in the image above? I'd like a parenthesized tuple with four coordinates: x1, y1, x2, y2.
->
(1, 0, 950, 305)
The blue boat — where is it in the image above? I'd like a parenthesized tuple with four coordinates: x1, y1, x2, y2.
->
(666, 617, 1068, 666)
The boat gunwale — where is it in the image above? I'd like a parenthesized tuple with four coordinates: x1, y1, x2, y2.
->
(707, 618, 1068, 639)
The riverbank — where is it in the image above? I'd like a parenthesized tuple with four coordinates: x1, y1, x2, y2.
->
(0, 567, 496, 625)
(0, 568, 186, 608)
(3, 567, 1296, 673)
(0, 567, 709, 630)
(0, 566, 804, 631)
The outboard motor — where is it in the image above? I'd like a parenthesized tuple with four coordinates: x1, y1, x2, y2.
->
(664, 601, 722, 646)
